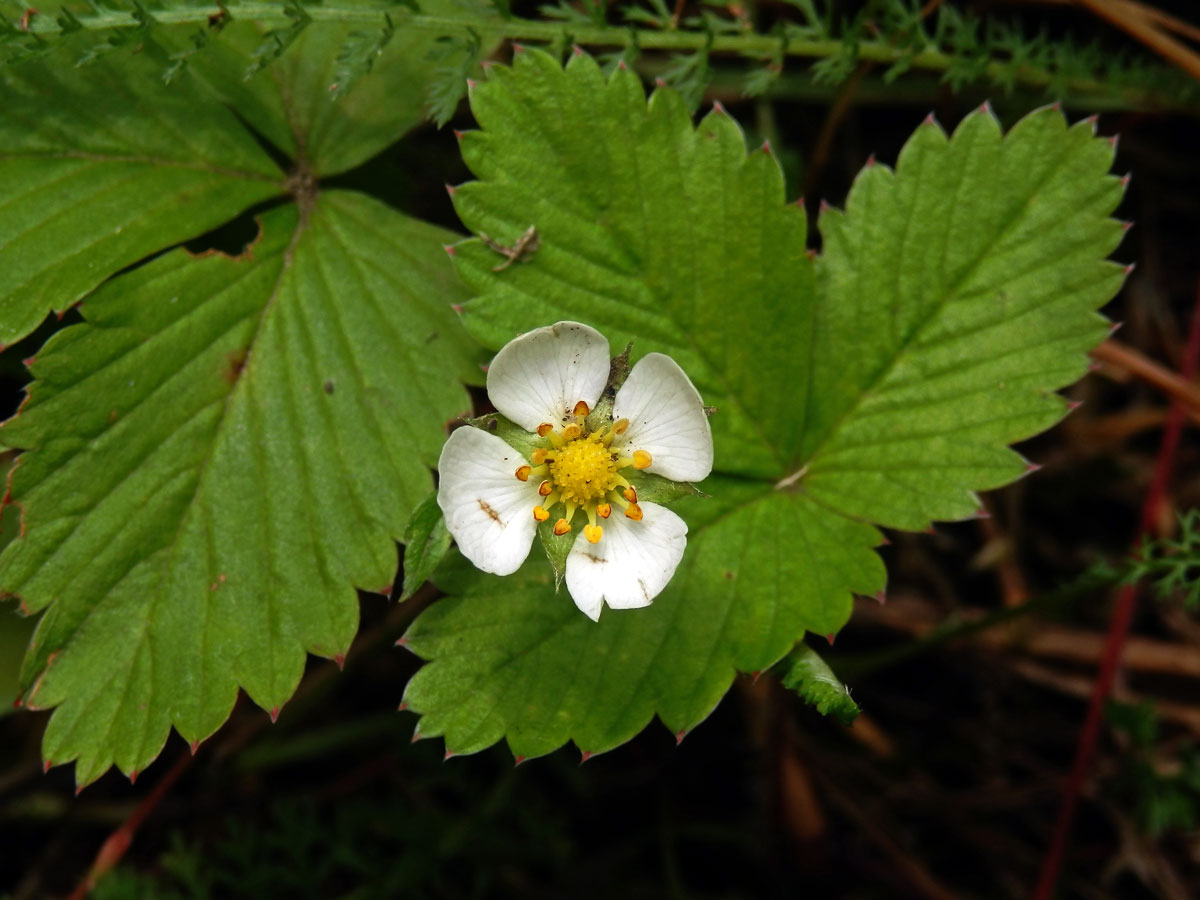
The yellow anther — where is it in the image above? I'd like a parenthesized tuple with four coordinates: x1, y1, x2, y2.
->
(553, 518, 572, 536)
(632, 449, 652, 469)
(573, 400, 590, 417)
(561, 423, 582, 441)
(536, 423, 555, 437)
(515, 465, 532, 482)
(623, 486, 637, 503)
(584, 524, 603, 544)
(533, 506, 550, 522)
(596, 502, 611, 519)
(624, 502, 643, 521)
(531, 448, 549, 465)
(538, 480, 553, 497)
(612, 418, 629, 435)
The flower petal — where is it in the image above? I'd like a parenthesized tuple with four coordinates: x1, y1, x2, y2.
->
(613, 353, 713, 483)
(564, 501, 688, 621)
(437, 426, 541, 576)
(487, 321, 611, 432)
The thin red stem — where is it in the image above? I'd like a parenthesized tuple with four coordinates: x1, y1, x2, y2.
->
(1033, 283, 1200, 899)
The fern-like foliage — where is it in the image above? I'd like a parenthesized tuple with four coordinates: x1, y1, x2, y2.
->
(1129, 510, 1200, 609)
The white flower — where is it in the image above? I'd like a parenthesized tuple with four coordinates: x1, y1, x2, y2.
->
(437, 321, 714, 621)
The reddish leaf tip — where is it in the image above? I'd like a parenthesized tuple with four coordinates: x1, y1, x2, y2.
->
(712, 100, 726, 115)
(443, 244, 456, 257)
(819, 198, 830, 212)
(1067, 399, 1084, 411)
(514, 755, 527, 766)
(453, 129, 464, 140)
(513, 42, 526, 53)
(865, 153, 876, 168)
(411, 728, 422, 743)
(1120, 173, 1131, 187)
(875, 590, 887, 605)
(826, 633, 836, 646)
(795, 194, 805, 207)
(1123, 263, 1136, 275)
(395, 635, 409, 647)
(924, 525, 936, 535)
(335, 653, 345, 671)
(1050, 100, 1062, 111)
(12, 697, 22, 708)
(43, 759, 52, 774)
(444, 749, 455, 761)
(466, 78, 477, 89)
(450, 303, 465, 315)
(129, 769, 139, 785)
(1024, 460, 1043, 474)
(572, 44, 583, 56)
(617, 59, 628, 71)
(760, 139, 771, 154)
(1108, 134, 1120, 148)
(444, 183, 456, 196)
(978, 99, 992, 115)
(1120, 220, 1133, 232)
(1109, 320, 1125, 334)
(655, 77, 666, 88)
(923, 111, 935, 125)
(397, 700, 408, 712)
(675, 729, 688, 746)
(269, 706, 280, 724)
(750, 670, 761, 684)
(974, 507, 991, 519)
(190, 740, 200, 755)
(21, 356, 34, 368)
(580, 750, 594, 763)
(1087, 360, 1101, 372)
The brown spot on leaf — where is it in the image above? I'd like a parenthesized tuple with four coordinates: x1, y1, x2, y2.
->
(323, 379, 334, 395)
(224, 349, 248, 385)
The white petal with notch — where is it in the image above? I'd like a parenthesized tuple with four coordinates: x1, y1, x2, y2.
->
(437, 426, 541, 575)
(613, 352, 714, 482)
(565, 501, 689, 621)
(486, 321, 610, 431)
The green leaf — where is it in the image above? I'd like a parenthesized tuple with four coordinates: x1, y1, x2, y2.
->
(405, 51, 1125, 758)
(175, 0, 495, 177)
(403, 479, 883, 757)
(2, 191, 477, 785)
(779, 643, 860, 726)
(399, 494, 452, 602)
(0, 45, 283, 346)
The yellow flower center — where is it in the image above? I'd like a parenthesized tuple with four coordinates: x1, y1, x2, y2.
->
(512, 406, 653, 544)
(549, 435, 618, 504)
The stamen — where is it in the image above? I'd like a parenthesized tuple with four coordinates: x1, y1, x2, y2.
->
(608, 489, 630, 510)
(515, 465, 532, 482)
(596, 502, 611, 519)
(625, 502, 644, 521)
(533, 507, 550, 522)
(531, 448, 549, 465)
(612, 418, 629, 435)
(538, 480, 553, 497)
(536, 423, 555, 437)
(584, 524, 603, 544)
(553, 518, 572, 536)
(632, 449, 652, 469)
(547, 430, 566, 449)
(561, 423, 582, 441)
(573, 400, 590, 417)
(623, 486, 637, 503)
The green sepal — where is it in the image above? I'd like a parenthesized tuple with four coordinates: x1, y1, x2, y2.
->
(400, 494, 452, 602)
(464, 413, 543, 461)
(536, 519, 573, 589)
(624, 470, 705, 505)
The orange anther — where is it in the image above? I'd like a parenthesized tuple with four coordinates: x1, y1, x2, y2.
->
(632, 449, 652, 469)
(538, 480, 553, 496)
(533, 507, 550, 522)
(573, 400, 590, 417)
(584, 524, 603, 544)
(624, 502, 643, 521)
(623, 486, 637, 503)
(561, 423, 582, 441)
(553, 518, 572, 536)
(536, 423, 554, 437)
(515, 465, 532, 482)
(531, 448, 548, 465)
(612, 418, 629, 435)
(596, 502, 612, 519)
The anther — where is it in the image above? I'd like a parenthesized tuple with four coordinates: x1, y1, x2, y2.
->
(625, 503, 644, 521)
(632, 449, 652, 469)
(573, 400, 590, 417)
(584, 524, 603, 543)
(623, 486, 637, 503)
(536, 423, 555, 437)
(533, 507, 550, 522)
(596, 502, 611, 519)
(515, 465, 532, 482)
(553, 518, 572, 536)
(531, 448, 549, 465)
(612, 418, 629, 435)
(538, 480, 553, 497)
(561, 423, 582, 441)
